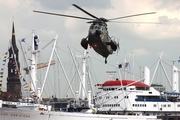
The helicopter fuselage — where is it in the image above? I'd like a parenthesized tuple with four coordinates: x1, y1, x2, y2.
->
(87, 23, 113, 58)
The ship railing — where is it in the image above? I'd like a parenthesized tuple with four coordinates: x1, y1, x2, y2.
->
(1, 100, 18, 105)
(0, 100, 51, 111)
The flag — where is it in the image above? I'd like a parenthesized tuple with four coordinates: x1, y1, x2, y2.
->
(118, 64, 122, 68)
(34, 35, 40, 50)
(23, 78, 26, 82)
(30, 91, 35, 95)
(18, 72, 21, 75)
(24, 85, 29, 88)
(23, 82, 28, 86)
(125, 62, 129, 67)
(20, 38, 25, 42)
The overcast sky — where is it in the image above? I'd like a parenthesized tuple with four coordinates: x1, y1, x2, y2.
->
(0, 0, 180, 96)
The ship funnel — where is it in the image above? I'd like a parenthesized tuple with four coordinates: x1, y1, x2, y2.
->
(172, 65, 179, 92)
(143, 66, 150, 86)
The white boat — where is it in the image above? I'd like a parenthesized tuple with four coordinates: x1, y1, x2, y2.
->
(0, 23, 159, 120)
(94, 52, 180, 119)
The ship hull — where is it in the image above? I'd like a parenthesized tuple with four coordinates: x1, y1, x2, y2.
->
(0, 108, 158, 120)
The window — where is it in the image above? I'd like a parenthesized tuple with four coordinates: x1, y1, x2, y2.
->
(11, 69, 13, 73)
(114, 96, 118, 99)
(153, 104, 157, 107)
(106, 96, 109, 99)
(124, 96, 129, 99)
(111, 88, 115, 90)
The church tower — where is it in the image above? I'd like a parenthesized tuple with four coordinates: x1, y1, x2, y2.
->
(7, 21, 22, 101)
(0, 21, 22, 102)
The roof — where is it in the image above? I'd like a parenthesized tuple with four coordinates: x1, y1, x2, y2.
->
(100, 80, 148, 87)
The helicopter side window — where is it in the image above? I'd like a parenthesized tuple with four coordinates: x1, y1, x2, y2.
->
(94, 25, 98, 30)
(98, 26, 103, 31)
(90, 25, 94, 29)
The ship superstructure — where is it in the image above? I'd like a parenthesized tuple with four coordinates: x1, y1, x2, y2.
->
(94, 54, 180, 119)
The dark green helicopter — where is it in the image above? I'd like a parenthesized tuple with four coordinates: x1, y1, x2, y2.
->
(34, 4, 155, 64)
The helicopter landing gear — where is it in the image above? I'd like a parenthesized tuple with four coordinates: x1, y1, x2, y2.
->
(105, 58, 107, 64)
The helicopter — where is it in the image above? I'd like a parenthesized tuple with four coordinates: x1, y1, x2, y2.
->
(33, 4, 156, 64)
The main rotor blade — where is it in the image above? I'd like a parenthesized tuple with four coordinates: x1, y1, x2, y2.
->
(108, 12, 156, 21)
(33, 10, 94, 21)
(72, 4, 100, 20)
(109, 21, 160, 24)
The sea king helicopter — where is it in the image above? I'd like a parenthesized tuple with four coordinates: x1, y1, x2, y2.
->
(34, 4, 156, 64)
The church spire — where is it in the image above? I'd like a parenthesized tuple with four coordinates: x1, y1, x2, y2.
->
(11, 21, 17, 47)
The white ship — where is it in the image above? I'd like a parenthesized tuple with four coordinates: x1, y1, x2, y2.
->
(94, 52, 180, 119)
(0, 24, 159, 120)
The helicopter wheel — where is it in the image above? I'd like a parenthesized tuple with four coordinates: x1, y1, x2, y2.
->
(105, 58, 107, 64)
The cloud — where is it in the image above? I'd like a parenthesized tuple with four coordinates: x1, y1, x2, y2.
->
(0, 0, 20, 8)
(105, 0, 180, 41)
(130, 48, 151, 56)
(36, 0, 112, 10)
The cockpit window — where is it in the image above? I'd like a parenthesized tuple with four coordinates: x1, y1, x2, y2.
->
(98, 26, 102, 31)
(90, 24, 103, 31)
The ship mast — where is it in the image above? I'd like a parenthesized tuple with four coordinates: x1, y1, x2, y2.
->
(30, 31, 39, 93)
